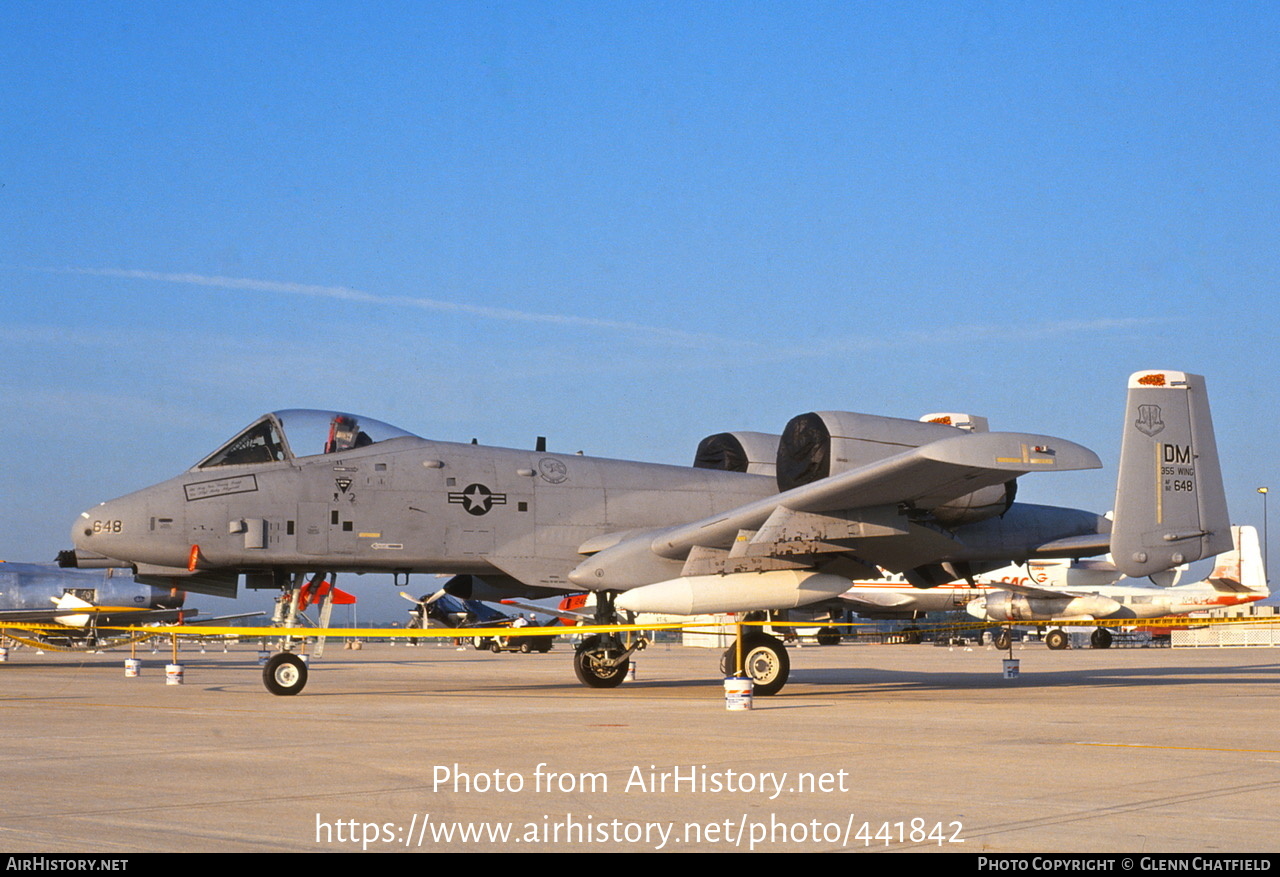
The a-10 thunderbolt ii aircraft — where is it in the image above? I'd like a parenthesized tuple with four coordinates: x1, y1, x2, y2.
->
(61, 370, 1229, 695)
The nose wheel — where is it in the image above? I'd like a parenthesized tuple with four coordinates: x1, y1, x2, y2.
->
(263, 652, 308, 696)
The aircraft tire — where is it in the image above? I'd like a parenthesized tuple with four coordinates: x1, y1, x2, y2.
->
(573, 636, 628, 688)
(1090, 628, 1113, 649)
(903, 626, 922, 645)
(721, 633, 790, 696)
(1045, 630, 1069, 651)
(816, 627, 842, 646)
(993, 630, 1012, 651)
(263, 653, 307, 696)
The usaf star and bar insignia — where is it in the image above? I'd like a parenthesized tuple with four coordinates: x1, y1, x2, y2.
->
(448, 483, 508, 516)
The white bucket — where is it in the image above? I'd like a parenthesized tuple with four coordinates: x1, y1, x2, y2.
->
(124, 658, 141, 678)
(1002, 658, 1020, 679)
(724, 677, 753, 711)
(0, 646, 8, 663)
(165, 663, 184, 685)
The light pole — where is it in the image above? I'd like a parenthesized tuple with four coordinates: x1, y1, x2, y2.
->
(1258, 487, 1269, 585)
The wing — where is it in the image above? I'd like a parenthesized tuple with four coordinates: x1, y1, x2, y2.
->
(0, 608, 90, 624)
(499, 598, 593, 623)
(570, 430, 1103, 590)
(179, 611, 267, 625)
(980, 581, 1096, 600)
(0, 605, 194, 627)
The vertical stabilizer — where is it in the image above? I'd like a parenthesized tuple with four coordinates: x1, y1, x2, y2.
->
(1111, 371, 1231, 577)
(1206, 525, 1268, 595)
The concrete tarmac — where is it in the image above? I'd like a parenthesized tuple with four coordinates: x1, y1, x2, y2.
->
(1, 637, 1277, 853)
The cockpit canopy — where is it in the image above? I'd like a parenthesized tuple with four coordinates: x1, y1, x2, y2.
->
(196, 410, 418, 469)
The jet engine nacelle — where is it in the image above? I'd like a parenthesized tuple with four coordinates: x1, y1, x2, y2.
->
(693, 431, 780, 477)
(775, 410, 1015, 525)
(971, 592, 1123, 622)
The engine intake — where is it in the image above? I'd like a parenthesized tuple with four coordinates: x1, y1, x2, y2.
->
(693, 431, 779, 477)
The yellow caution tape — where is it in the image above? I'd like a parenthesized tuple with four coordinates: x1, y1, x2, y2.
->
(6, 615, 1274, 643)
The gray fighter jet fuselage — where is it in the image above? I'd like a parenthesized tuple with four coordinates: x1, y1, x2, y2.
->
(68, 411, 1110, 601)
(63, 371, 1229, 695)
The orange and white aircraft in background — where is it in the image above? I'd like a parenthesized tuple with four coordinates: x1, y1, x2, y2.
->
(837, 525, 1266, 646)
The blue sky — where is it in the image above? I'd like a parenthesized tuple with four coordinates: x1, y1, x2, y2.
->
(3, 3, 1278, 619)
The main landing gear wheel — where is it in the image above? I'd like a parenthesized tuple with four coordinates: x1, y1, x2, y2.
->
(992, 630, 1012, 651)
(573, 635, 629, 688)
(720, 633, 791, 697)
(815, 626, 842, 646)
(1045, 629, 1070, 651)
(1090, 628, 1113, 649)
(263, 653, 307, 696)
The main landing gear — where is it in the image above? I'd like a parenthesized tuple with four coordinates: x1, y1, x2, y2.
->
(720, 629, 791, 697)
(572, 592, 647, 689)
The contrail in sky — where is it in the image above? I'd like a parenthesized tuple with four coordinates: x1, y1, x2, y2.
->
(47, 267, 1164, 358)
(55, 267, 724, 347)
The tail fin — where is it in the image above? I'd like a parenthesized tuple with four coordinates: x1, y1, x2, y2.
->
(1206, 525, 1268, 595)
(1111, 371, 1231, 577)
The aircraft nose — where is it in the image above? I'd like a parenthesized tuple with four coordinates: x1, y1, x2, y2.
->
(71, 508, 98, 551)
(64, 505, 121, 568)
(70, 495, 146, 562)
